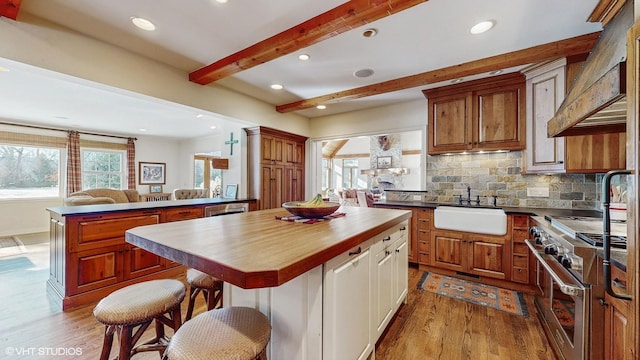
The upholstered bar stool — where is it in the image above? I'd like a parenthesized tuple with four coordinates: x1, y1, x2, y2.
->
(93, 279, 186, 360)
(163, 307, 271, 360)
(185, 268, 223, 321)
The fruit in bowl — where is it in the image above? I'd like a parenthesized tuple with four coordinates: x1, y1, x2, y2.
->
(282, 194, 341, 218)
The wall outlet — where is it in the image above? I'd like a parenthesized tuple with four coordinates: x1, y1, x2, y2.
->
(527, 187, 549, 197)
(412, 195, 422, 201)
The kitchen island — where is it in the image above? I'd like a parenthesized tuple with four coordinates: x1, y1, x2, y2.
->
(126, 206, 412, 360)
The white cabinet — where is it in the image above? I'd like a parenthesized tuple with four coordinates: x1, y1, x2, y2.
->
(372, 223, 409, 342)
(523, 58, 566, 173)
(324, 241, 374, 360)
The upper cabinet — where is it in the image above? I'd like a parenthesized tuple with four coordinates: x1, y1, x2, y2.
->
(523, 58, 567, 173)
(523, 56, 626, 173)
(423, 73, 526, 155)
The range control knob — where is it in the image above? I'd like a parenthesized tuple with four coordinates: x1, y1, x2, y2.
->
(544, 244, 558, 255)
(562, 257, 572, 269)
(557, 254, 565, 263)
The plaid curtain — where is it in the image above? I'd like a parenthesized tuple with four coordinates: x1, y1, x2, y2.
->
(127, 138, 136, 189)
(66, 131, 81, 196)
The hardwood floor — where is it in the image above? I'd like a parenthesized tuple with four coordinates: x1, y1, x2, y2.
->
(0, 233, 556, 359)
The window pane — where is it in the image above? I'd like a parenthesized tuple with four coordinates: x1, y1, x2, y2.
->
(194, 159, 204, 188)
(0, 145, 60, 198)
(82, 149, 124, 190)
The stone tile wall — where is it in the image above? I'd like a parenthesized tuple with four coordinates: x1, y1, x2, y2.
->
(423, 151, 605, 209)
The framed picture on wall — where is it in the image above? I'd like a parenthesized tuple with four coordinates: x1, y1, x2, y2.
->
(377, 156, 392, 169)
(224, 184, 238, 199)
(149, 185, 163, 193)
(139, 162, 166, 185)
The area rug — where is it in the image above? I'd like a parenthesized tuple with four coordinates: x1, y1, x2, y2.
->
(418, 272, 528, 317)
(0, 236, 28, 258)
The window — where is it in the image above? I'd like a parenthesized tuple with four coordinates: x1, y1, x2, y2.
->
(82, 149, 125, 189)
(194, 153, 222, 198)
(0, 145, 61, 198)
(341, 159, 360, 189)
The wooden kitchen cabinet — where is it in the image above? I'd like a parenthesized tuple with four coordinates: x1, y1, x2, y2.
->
(523, 56, 626, 173)
(246, 126, 307, 210)
(510, 214, 531, 284)
(431, 229, 508, 280)
(601, 260, 632, 360)
(416, 208, 432, 265)
(424, 73, 525, 155)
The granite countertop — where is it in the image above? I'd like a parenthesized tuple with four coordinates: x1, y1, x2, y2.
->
(47, 197, 257, 216)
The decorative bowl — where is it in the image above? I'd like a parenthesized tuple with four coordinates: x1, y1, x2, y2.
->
(282, 201, 341, 218)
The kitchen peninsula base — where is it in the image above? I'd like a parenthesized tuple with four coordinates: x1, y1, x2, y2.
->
(126, 207, 411, 360)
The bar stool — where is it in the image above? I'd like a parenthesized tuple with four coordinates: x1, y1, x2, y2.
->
(93, 279, 186, 360)
(162, 307, 271, 360)
(185, 268, 223, 321)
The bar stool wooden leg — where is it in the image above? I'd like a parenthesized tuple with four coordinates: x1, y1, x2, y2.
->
(99, 325, 116, 360)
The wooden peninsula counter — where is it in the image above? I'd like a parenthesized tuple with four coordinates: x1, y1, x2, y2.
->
(126, 206, 411, 360)
(46, 198, 256, 310)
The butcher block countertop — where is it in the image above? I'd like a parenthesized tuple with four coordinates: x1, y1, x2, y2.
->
(126, 206, 411, 289)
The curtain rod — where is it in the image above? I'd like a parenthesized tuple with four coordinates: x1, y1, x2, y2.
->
(0, 121, 137, 140)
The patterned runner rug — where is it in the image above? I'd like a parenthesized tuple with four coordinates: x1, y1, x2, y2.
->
(417, 272, 528, 317)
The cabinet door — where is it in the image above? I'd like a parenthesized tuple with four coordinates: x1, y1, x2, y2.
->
(428, 92, 473, 154)
(285, 140, 304, 165)
(468, 238, 507, 279)
(261, 134, 284, 164)
(374, 247, 394, 338)
(524, 60, 566, 173)
(284, 166, 304, 203)
(68, 245, 122, 295)
(260, 165, 284, 209)
(393, 238, 408, 307)
(604, 293, 630, 360)
(324, 245, 372, 360)
(431, 231, 464, 271)
(123, 245, 165, 279)
(565, 133, 626, 172)
(475, 83, 525, 151)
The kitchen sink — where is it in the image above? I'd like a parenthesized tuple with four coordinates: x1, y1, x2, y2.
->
(434, 206, 507, 235)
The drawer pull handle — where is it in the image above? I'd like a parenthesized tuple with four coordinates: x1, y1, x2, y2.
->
(400, 226, 406, 230)
(382, 236, 391, 242)
(613, 278, 627, 290)
(349, 247, 362, 256)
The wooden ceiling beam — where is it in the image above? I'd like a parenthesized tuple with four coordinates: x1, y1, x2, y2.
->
(276, 31, 601, 113)
(0, 0, 21, 20)
(189, 0, 429, 85)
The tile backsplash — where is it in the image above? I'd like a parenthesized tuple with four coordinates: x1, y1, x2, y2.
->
(411, 151, 611, 209)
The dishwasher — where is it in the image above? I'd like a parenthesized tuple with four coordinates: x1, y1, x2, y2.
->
(204, 202, 249, 217)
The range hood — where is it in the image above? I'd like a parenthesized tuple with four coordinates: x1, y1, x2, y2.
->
(547, 2, 632, 137)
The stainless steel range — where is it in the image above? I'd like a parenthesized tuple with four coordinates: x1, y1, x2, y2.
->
(526, 214, 627, 360)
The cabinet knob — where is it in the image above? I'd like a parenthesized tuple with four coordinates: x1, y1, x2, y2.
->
(598, 298, 609, 307)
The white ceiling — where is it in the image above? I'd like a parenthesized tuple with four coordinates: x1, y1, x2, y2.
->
(0, 0, 602, 139)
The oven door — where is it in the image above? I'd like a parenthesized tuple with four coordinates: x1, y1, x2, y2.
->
(526, 240, 590, 360)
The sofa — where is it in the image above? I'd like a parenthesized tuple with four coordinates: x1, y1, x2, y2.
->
(64, 189, 140, 206)
(172, 188, 210, 200)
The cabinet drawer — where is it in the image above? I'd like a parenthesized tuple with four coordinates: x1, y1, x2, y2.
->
(71, 214, 161, 251)
(610, 265, 629, 296)
(512, 228, 528, 242)
(418, 229, 430, 241)
(417, 218, 430, 230)
(512, 254, 528, 268)
(165, 207, 203, 222)
(513, 242, 528, 255)
(512, 215, 529, 228)
(512, 267, 529, 283)
(417, 208, 431, 219)
(418, 252, 430, 265)
(418, 240, 430, 252)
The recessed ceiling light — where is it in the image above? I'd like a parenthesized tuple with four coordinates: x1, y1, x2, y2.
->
(489, 69, 503, 75)
(216, 0, 228, 3)
(0, 66, 9, 72)
(298, 54, 310, 61)
(353, 68, 374, 78)
(451, 78, 463, 84)
(210, 125, 217, 130)
(131, 17, 156, 31)
(362, 28, 378, 38)
(138, 128, 147, 132)
(196, 114, 204, 118)
(316, 105, 327, 110)
(470, 20, 495, 34)
(270, 84, 284, 90)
